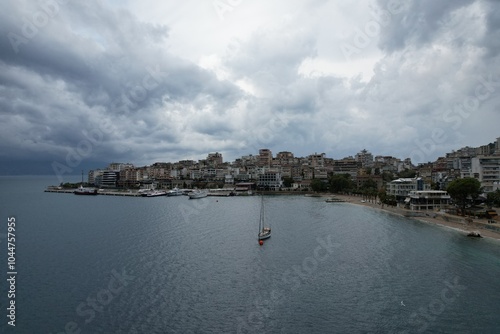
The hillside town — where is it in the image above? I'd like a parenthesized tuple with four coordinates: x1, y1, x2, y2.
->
(85, 137, 500, 203)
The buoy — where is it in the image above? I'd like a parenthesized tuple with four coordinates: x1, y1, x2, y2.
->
(259, 240, 264, 246)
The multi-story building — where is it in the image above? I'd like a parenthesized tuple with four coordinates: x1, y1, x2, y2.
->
(88, 169, 103, 185)
(308, 153, 325, 167)
(406, 190, 451, 211)
(207, 152, 223, 167)
(107, 162, 134, 171)
(100, 170, 119, 188)
(387, 177, 429, 201)
(276, 151, 294, 165)
(258, 149, 273, 167)
(355, 149, 374, 168)
(333, 157, 360, 178)
(356, 175, 384, 190)
(471, 155, 500, 193)
(258, 171, 282, 190)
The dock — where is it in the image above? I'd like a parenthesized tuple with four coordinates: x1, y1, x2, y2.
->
(45, 188, 142, 196)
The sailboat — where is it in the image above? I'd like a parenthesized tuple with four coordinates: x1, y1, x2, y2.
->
(258, 195, 271, 240)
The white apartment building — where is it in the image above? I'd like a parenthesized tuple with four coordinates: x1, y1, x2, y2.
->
(471, 155, 500, 193)
(258, 172, 282, 190)
(387, 177, 430, 200)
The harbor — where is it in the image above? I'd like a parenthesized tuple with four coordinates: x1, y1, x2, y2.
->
(44, 186, 251, 197)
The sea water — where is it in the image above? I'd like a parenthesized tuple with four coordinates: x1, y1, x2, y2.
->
(0, 176, 499, 333)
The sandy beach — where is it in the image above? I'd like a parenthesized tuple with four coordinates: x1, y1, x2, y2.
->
(326, 194, 500, 241)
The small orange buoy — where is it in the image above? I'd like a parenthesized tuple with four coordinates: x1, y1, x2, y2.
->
(259, 240, 264, 246)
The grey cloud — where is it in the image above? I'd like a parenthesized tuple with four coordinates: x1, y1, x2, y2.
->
(376, 0, 475, 52)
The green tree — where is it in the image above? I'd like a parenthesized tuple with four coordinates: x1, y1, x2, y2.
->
(311, 179, 327, 192)
(381, 171, 395, 182)
(378, 188, 387, 204)
(398, 169, 416, 178)
(446, 178, 482, 216)
(329, 174, 353, 193)
(486, 189, 500, 208)
(359, 178, 378, 202)
(282, 177, 294, 188)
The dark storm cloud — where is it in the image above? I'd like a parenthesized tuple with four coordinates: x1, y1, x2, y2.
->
(1, 0, 499, 174)
(376, 0, 475, 52)
(0, 0, 244, 172)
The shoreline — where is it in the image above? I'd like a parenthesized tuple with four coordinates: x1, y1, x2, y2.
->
(328, 194, 500, 241)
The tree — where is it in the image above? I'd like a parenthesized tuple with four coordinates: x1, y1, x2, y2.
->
(329, 174, 353, 193)
(378, 188, 387, 204)
(398, 169, 416, 178)
(381, 171, 395, 182)
(359, 178, 378, 202)
(282, 177, 294, 188)
(446, 178, 482, 216)
(311, 179, 327, 192)
(486, 189, 500, 208)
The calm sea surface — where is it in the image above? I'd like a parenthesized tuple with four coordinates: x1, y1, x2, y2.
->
(1, 176, 499, 333)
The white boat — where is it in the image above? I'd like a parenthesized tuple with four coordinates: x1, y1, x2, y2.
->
(167, 187, 184, 196)
(142, 190, 167, 197)
(74, 185, 98, 195)
(74, 170, 98, 195)
(188, 190, 208, 199)
(258, 195, 271, 240)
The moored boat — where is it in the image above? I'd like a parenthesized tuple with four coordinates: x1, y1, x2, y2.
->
(74, 170, 98, 195)
(188, 190, 208, 199)
(167, 187, 184, 196)
(74, 185, 98, 195)
(144, 190, 167, 197)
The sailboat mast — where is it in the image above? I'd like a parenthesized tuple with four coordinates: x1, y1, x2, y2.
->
(260, 195, 265, 231)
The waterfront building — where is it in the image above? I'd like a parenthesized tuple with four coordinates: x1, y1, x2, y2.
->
(387, 177, 430, 201)
(406, 190, 451, 211)
(258, 171, 282, 190)
(100, 170, 119, 188)
(88, 169, 103, 185)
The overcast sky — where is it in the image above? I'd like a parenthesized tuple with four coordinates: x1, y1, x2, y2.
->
(1, 0, 499, 174)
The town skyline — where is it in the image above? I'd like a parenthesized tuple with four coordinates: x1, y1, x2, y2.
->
(78, 135, 500, 169)
(79, 136, 500, 196)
